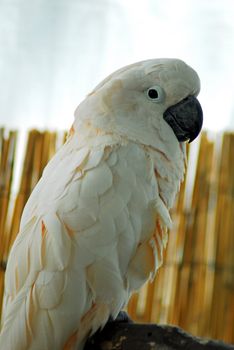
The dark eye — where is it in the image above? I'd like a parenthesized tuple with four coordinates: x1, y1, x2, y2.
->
(146, 85, 165, 103)
(148, 89, 158, 99)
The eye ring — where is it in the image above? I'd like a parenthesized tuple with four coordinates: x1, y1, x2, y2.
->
(146, 85, 165, 103)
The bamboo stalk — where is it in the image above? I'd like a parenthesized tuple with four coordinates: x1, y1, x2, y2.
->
(0, 129, 17, 314)
(186, 135, 214, 335)
(0, 130, 17, 259)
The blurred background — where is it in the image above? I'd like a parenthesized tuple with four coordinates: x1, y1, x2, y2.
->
(0, 0, 234, 345)
(1, 0, 234, 131)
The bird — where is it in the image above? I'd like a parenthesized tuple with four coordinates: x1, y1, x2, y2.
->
(0, 58, 203, 350)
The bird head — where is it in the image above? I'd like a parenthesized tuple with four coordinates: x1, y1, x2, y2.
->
(74, 58, 203, 159)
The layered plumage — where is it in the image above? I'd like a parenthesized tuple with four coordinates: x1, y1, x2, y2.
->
(0, 58, 202, 349)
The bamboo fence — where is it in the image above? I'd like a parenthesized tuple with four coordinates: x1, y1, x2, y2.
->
(0, 129, 233, 343)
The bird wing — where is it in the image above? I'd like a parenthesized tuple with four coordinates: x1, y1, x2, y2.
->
(0, 138, 168, 349)
(0, 138, 90, 349)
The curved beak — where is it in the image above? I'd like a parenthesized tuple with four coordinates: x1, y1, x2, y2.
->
(163, 95, 203, 143)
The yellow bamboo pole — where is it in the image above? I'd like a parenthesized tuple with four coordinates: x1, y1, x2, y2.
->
(210, 132, 234, 343)
(185, 134, 214, 336)
(0, 131, 17, 248)
(0, 129, 17, 313)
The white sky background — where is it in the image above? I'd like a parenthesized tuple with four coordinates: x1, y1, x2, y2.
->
(0, 0, 234, 132)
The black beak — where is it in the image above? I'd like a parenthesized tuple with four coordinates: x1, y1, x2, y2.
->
(163, 95, 203, 143)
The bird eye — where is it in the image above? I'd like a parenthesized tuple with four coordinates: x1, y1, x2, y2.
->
(146, 85, 165, 103)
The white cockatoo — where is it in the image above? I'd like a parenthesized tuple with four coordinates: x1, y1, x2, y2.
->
(0, 58, 203, 350)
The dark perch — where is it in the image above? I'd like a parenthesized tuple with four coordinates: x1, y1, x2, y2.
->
(84, 322, 234, 350)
